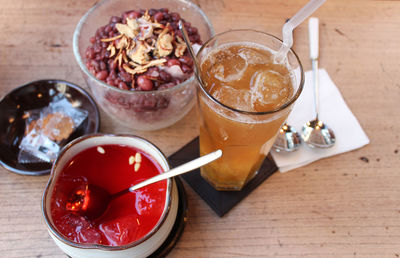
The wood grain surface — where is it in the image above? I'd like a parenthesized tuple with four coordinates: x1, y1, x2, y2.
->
(0, 0, 399, 257)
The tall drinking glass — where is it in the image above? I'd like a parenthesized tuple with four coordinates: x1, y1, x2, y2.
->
(196, 30, 304, 190)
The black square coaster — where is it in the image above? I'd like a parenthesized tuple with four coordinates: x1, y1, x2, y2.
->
(168, 137, 278, 217)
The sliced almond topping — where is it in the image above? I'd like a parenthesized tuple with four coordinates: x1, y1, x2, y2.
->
(175, 44, 186, 58)
(110, 47, 116, 58)
(116, 23, 136, 39)
(117, 51, 123, 67)
(100, 10, 189, 79)
(154, 27, 173, 57)
(113, 47, 123, 66)
(129, 61, 140, 67)
(116, 35, 128, 49)
(152, 22, 164, 30)
(107, 44, 116, 58)
(174, 36, 187, 58)
(122, 63, 144, 75)
(134, 163, 140, 172)
(124, 58, 167, 75)
(134, 66, 148, 75)
(127, 40, 136, 51)
(136, 10, 154, 40)
(100, 34, 122, 42)
(138, 24, 154, 41)
(145, 58, 167, 67)
(126, 18, 139, 32)
(141, 10, 151, 22)
(127, 42, 150, 65)
(122, 51, 129, 63)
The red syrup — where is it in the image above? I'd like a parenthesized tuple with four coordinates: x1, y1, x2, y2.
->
(50, 144, 167, 246)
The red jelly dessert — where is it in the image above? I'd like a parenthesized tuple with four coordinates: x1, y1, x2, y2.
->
(50, 144, 167, 246)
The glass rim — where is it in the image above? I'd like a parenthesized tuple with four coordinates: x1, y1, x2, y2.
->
(72, 0, 215, 96)
(195, 29, 305, 116)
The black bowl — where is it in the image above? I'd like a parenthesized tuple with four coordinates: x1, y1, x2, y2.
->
(0, 80, 100, 175)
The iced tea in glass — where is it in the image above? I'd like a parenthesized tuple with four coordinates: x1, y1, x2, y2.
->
(196, 30, 304, 190)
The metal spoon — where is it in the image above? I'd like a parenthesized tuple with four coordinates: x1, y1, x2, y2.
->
(273, 0, 326, 152)
(66, 150, 222, 219)
(301, 17, 335, 148)
(273, 123, 302, 152)
(178, 20, 204, 85)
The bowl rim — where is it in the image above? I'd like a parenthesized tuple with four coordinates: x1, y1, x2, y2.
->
(195, 29, 305, 116)
(0, 79, 100, 176)
(41, 133, 173, 251)
(72, 0, 215, 95)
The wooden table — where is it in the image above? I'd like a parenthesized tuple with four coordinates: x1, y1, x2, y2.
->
(1, 0, 399, 257)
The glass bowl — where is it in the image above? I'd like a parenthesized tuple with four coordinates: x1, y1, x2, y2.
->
(42, 134, 179, 258)
(73, 0, 214, 131)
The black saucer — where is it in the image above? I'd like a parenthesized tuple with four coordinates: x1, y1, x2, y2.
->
(168, 137, 278, 217)
(149, 177, 188, 257)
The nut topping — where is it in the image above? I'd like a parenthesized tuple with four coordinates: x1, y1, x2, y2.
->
(86, 8, 203, 92)
(107, 44, 116, 58)
(101, 10, 188, 75)
(115, 20, 138, 39)
(127, 41, 151, 64)
(123, 58, 167, 75)
(174, 36, 187, 58)
(154, 27, 173, 57)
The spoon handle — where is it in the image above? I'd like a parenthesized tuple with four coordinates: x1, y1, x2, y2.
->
(129, 150, 222, 191)
(309, 17, 320, 120)
(178, 20, 203, 85)
(309, 17, 319, 60)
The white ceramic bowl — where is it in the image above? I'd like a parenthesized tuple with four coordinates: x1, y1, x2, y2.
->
(41, 134, 178, 258)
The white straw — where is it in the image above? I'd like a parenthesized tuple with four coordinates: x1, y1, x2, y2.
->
(274, 0, 326, 63)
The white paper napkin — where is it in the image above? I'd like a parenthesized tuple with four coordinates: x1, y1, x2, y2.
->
(271, 69, 369, 172)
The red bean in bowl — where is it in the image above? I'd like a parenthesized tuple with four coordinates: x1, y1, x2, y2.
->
(84, 8, 202, 92)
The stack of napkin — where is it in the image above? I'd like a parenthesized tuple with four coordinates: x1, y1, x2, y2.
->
(271, 69, 369, 172)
